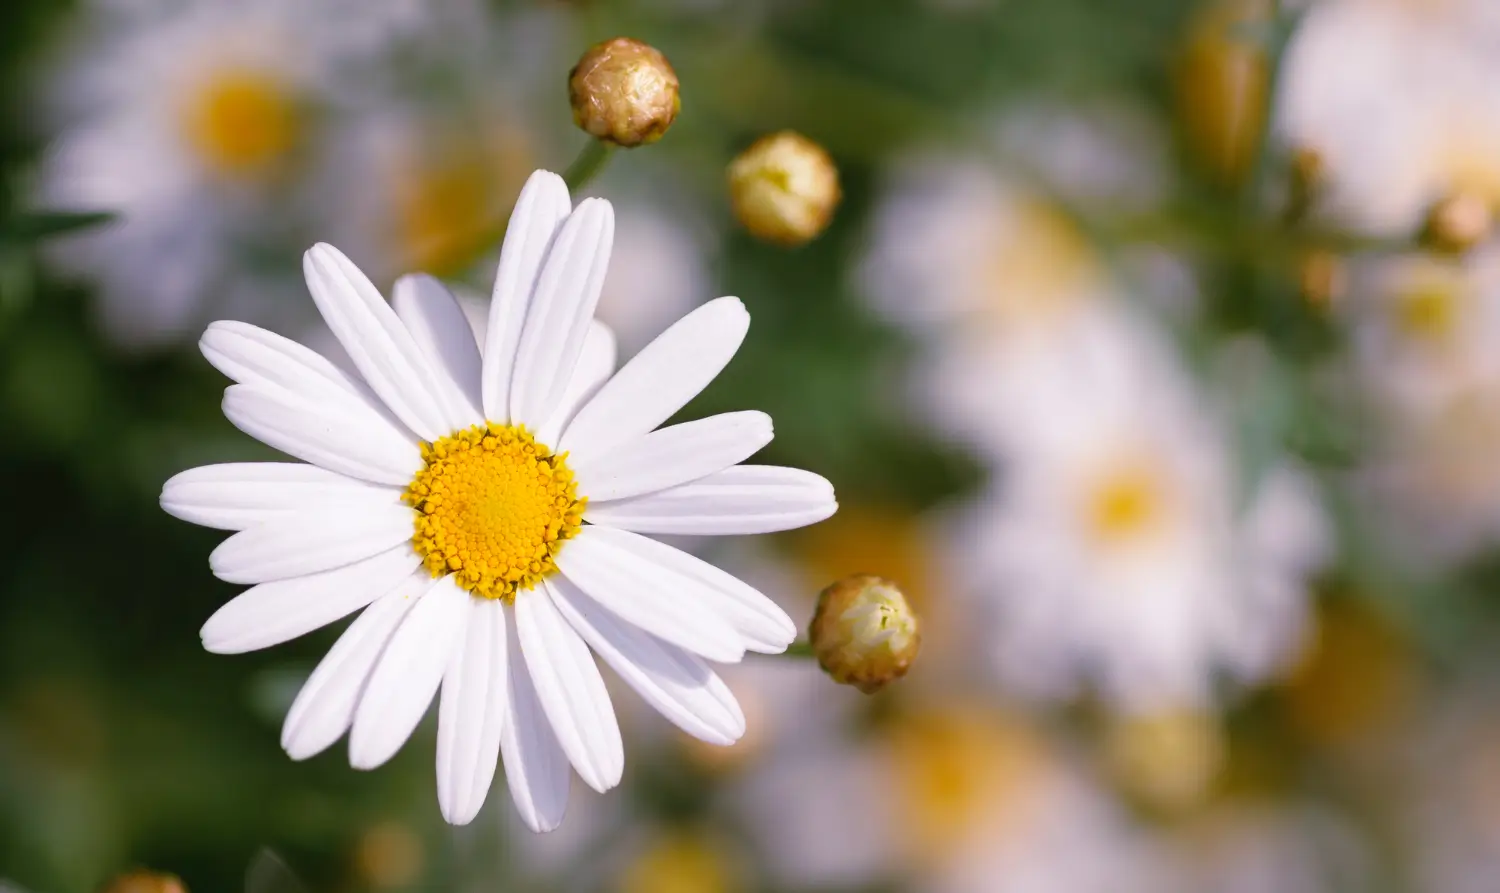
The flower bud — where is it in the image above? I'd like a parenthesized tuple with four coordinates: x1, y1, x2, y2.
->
(810, 574, 919, 693)
(101, 872, 187, 893)
(1424, 192, 1492, 254)
(728, 131, 841, 246)
(568, 38, 680, 148)
(1175, 0, 1272, 186)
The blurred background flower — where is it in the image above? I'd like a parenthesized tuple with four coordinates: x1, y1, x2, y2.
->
(4, 0, 1500, 890)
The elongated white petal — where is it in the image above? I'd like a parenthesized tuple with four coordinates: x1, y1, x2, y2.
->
(580, 526, 796, 654)
(509, 199, 614, 429)
(550, 576, 744, 745)
(572, 411, 773, 503)
(281, 574, 429, 760)
(161, 462, 400, 531)
(201, 320, 371, 407)
(201, 546, 421, 654)
(554, 528, 745, 663)
(437, 598, 508, 825)
(585, 465, 837, 535)
(209, 502, 415, 584)
(562, 297, 749, 460)
(393, 274, 484, 426)
(484, 170, 572, 422)
(517, 586, 624, 792)
(499, 607, 571, 832)
(304, 243, 471, 438)
(223, 384, 422, 486)
(349, 575, 468, 770)
(535, 322, 616, 447)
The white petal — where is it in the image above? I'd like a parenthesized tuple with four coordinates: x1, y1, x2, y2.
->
(508, 199, 614, 429)
(484, 170, 572, 422)
(554, 527, 745, 663)
(208, 502, 415, 584)
(304, 243, 471, 439)
(550, 576, 744, 745)
(535, 321, 616, 447)
(223, 384, 423, 486)
(561, 297, 749, 461)
(200, 546, 421, 654)
(516, 585, 624, 792)
(572, 411, 773, 503)
(436, 598, 508, 825)
(499, 606, 571, 832)
(577, 526, 796, 654)
(349, 575, 469, 770)
(281, 574, 428, 760)
(161, 462, 399, 531)
(584, 465, 837, 535)
(393, 274, 484, 426)
(201, 320, 373, 408)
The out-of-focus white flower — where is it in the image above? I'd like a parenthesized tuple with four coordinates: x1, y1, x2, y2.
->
(1348, 242, 1500, 559)
(739, 705, 1171, 893)
(1164, 803, 1376, 893)
(1403, 684, 1500, 893)
(859, 156, 1113, 336)
(941, 312, 1328, 712)
(1276, 0, 1500, 236)
(36, 0, 428, 349)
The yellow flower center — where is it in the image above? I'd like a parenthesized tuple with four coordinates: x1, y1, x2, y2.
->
(1086, 462, 1167, 545)
(182, 70, 300, 178)
(1395, 280, 1461, 342)
(403, 424, 585, 602)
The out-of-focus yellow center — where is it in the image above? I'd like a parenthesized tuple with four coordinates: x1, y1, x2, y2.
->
(1086, 462, 1167, 545)
(1394, 282, 1460, 342)
(889, 709, 1046, 860)
(394, 136, 531, 276)
(620, 834, 732, 893)
(182, 71, 299, 177)
(985, 200, 1101, 326)
(404, 424, 584, 603)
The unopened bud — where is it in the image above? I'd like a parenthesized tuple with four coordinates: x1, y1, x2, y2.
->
(1424, 192, 1492, 254)
(101, 872, 186, 893)
(728, 131, 841, 246)
(1298, 250, 1344, 310)
(568, 37, 680, 148)
(810, 574, 919, 693)
(1175, 0, 1272, 186)
(1105, 709, 1224, 813)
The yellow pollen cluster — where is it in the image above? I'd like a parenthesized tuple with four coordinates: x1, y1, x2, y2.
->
(404, 424, 585, 602)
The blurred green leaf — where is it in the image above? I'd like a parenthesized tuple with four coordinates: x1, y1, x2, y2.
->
(2, 210, 115, 244)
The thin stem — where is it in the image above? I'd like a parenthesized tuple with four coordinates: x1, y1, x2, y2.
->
(782, 640, 816, 659)
(563, 140, 614, 194)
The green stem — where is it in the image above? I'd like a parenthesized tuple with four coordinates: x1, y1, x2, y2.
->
(783, 640, 816, 659)
(563, 140, 614, 194)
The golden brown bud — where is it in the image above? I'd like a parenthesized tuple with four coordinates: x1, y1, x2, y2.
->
(1175, 0, 1272, 186)
(568, 37, 680, 148)
(100, 871, 187, 893)
(1424, 192, 1493, 254)
(727, 131, 841, 246)
(810, 574, 919, 693)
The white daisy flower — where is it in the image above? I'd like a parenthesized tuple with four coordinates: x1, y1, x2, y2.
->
(36, 0, 424, 348)
(1276, 0, 1500, 236)
(943, 313, 1328, 711)
(159, 170, 838, 830)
